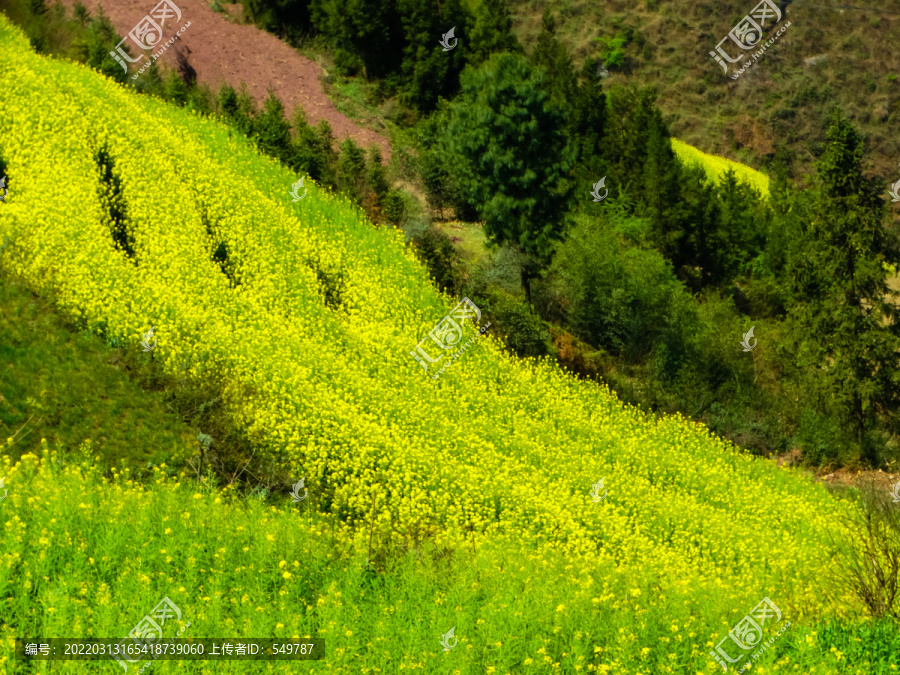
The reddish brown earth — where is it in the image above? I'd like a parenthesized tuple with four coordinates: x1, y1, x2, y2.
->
(62, 0, 390, 162)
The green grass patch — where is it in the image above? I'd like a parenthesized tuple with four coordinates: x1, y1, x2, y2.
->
(0, 272, 196, 474)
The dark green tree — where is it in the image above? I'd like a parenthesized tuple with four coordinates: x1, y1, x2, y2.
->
(396, 0, 467, 112)
(785, 108, 900, 466)
(217, 83, 256, 136)
(444, 52, 575, 302)
(710, 168, 766, 282)
(241, 0, 314, 45)
(569, 57, 607, 181)
(367, 146, 390, 202)
(602, 86, 656, 190)
(530, 8, 576, 107)
(417, 102, 458, 219)
(336, 138, 368, 204)
(290, 107, 330, 182)
(467, 0, 521, 67)
(638, 108, 687, 267)
(251, 92, 298, 169)
(310, 0, 403, 78)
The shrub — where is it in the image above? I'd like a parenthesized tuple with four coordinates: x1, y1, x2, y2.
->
(480, 291, 549, 359)
(411, 226, 462, 295)
(382, 189, 406, 225)
(551, 215, 689, 363)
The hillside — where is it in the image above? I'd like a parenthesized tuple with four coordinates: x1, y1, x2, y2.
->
(2, 13, 900, 673)
(510, 0, 900, 184)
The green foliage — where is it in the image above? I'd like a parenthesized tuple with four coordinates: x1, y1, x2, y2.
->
(411, 226, 462, 294)
(416, 103, 462, 218)
(478, 291, 549, 359)
(444, 52, 575, 297)
(217, 83, 256, 136)
(550, 214, 692, 364)
(251, 92, 298, 168)
(367, 146, 389, 200)
(310, 0, 403, 78)
(240, 0, 313, 44)
(336, 138, 368, 204)
(395, 0, 467, 113)
(530, 8, 576, 107)
(570, 57, 607, 181)
(382, 189, 406, 224)
(783, 109, 900, 466)
(467, 0, 521, 67)
(594, 28, 630, 68)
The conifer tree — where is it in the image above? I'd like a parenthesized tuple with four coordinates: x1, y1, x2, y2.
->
(467, 0, 521, 67)
(569, 57, 607, 181)
(785, 108, 900, 465)
(530, 9, 576, 107)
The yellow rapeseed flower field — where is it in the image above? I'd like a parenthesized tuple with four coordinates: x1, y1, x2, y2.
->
(0, 15, 891, 673)
(671, 138, 770, 197)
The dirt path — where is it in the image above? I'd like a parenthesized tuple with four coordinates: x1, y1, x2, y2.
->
(65, 0, 390, 162)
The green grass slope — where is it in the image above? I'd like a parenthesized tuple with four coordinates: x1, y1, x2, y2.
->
(0, 15, 896, 674)
(0, 274, 202, 472)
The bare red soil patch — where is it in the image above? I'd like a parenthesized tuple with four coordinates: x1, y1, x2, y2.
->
(64, 0, 390, 162)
